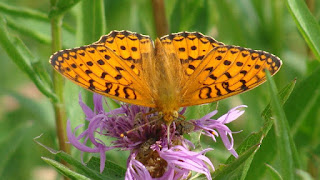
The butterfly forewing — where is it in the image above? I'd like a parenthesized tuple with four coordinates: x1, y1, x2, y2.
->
(50, 31, 155, 107)
(160, 32, 224, 76)
(94, 30, 153, 77)
(180, 45, 282, 106)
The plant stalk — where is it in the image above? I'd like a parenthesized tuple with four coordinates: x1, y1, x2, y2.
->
(51, 14, 70, 162)
(151, 0, 169, 37)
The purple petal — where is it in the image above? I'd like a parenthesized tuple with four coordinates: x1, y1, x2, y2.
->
(66, 120, 100, 153)
(157, 145, 214, 180)
(99, 146, 106, 173)
(217, 129, 238, 158)
(180, 107, 187, 115)
(93, 93, 104, 114)
(217, 105, 247, 124)
(125, 153, 152, 180)
(199, 110, 218, 121)
(78, 93, 94, 119)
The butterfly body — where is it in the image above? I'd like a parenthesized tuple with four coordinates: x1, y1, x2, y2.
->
(143, 38, 184, 123)
(50, 30, 282, 125)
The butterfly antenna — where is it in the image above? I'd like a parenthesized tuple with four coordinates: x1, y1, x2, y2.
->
(120, 115, 161, 138)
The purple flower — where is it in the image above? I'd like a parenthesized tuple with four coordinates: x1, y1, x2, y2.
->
(67, 93, 246, 179)
(193, 105, 247, 158)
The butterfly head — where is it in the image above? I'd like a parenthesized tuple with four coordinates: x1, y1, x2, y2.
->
(159, 110, 179, 125)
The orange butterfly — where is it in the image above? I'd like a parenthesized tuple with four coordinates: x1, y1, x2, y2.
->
(50, 30, 282, 126)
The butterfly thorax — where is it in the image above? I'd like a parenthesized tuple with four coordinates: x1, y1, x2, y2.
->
(142, 38, 185, 124)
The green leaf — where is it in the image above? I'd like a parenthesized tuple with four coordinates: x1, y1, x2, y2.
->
(6, 17, 51, 45)
(35, 135, 126, 179)
(0, 121, 33, 176)
(87, 157, 126, 179)
(0, 16, 57, 102)
(265, 164, 283, 180)
(189, 0, 209, 33)
(284, 66, 320, 135)
(213, 144, 260, 179)
(296, 170, 314, 180)
(34, 135, 104, 180)
(0, 2, 74, 33)
(212, 0, 246, 45)
(286, 0, 320, 61)
(77, 0, 106, 45)
(169, 0, 206, 32)
(0, 2, 48, 22)
(49, 0, 81, 18)
(266, 71, 298, 179)
(42, 157, 90, 180)
(222, 79, 296, 179)
(246, 79, 296, 179)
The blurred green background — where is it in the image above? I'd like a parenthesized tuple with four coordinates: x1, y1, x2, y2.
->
(0, 0, 319, 179)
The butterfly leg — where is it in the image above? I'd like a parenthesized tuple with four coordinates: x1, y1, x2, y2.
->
(141, 109, 158, 123)
(178, 113, 186, 120)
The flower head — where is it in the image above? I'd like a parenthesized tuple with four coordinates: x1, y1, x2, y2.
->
(67, 93, 246, 179)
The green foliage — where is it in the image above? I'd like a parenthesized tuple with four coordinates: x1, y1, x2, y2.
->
(287, 0, 320, 61)
(35, 136, 125, 179)
(0, 0, 320, 179)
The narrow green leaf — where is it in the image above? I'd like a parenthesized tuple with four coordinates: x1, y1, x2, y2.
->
(286, 0, 320, 60)
(78, 0, 106, 45)
(0, 121, 33, 176)
(0, 2, 48, 22)
(190, 0, 209, 33)
(266, 71, 296, 179)
(284, 66, 320, 135)
(87, 157, 126, 179)
(229, 79, 296, 159)
(265, 164, 283, 180)
(213, 0, 246, 44)
(224, 79, 296, 179)
(42, 157, 90, 180)
(49, 0, 81, 18)
(246, 79, 296, 179)
(32, 61, 53, 89)
(0, 2, 74, 33)
(213, 144, 260, 179)
(296, 170, 314, 180)
(35, 135, 126, 179)
(34, 135, 104, 180)
(6, 17, 51, 45)
(0, 16, 57, 102)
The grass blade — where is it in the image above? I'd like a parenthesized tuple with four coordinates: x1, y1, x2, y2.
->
(42, 157, 90, 180)
(0, 16, 57, 102)
(266, 71, 297, 179)
(286, 0, 320, 60)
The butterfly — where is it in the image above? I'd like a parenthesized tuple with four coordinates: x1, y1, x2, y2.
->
(50, 30, 282, 126)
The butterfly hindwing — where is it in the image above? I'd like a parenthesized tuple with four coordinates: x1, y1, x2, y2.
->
(50, 33, 155, 107)
(180, 45, 282, 106)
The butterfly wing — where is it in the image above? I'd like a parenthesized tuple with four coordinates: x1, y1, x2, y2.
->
(180, 45, 282, 106)
(160, 32, 224, 76)
(160, 32, 282, 107)
(50, 30, 156, 107)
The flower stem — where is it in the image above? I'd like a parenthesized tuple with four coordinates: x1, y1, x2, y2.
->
(151, 0, 169, 37)
(51, 14, 70, 164)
